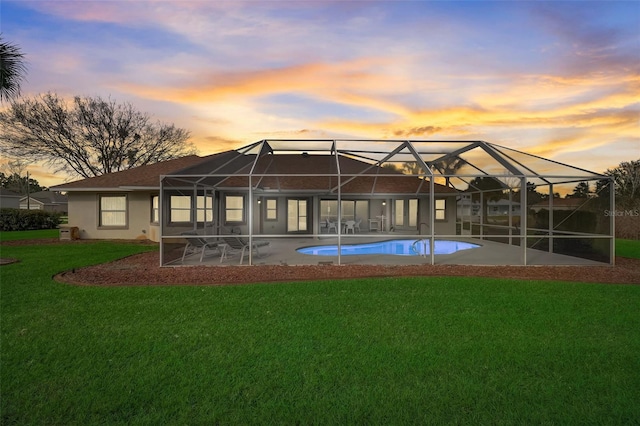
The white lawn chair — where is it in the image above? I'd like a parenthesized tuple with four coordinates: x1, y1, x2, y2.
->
(344, 220, 356, 234)
(326, 218, 338, 233)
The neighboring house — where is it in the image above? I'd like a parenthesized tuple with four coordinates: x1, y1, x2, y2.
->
(50, 155, 215, 241)
(0, 188, 21, 209)
(530, 197, 592, 212)
(51, 148, 459, 242)
(457, 195, 521, 218)
(20, 191, 68, 213)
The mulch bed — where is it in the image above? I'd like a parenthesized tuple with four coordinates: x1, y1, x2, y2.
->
(55, 251, 640, 287)
(3, 239, 639, 286)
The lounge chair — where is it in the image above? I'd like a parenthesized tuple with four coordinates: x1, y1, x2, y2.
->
(181, 231, 221, 263)
(221, 236, 270, 264)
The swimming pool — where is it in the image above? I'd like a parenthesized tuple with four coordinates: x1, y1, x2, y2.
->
(297, 239, 480, 256)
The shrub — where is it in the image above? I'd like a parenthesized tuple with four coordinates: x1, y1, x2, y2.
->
(0, 208, 62, 231)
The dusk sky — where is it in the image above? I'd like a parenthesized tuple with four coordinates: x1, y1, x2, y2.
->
(2, 0, 639, 188)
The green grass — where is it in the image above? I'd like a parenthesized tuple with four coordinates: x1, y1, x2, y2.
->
(1, 235, 640, 424)
(616, 238, 640, 259)
(0, 228, 60, 241)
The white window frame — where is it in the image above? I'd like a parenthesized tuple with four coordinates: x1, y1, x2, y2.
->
(265, 198, 277, 221)
(225, 194, 245, 224)
(170, 195, 192, 223)
(287, 198, 307, 232)
(435, 199, 446, 221)
(151, 195, 159, 223)
(196, 195, 213, 223)
(99, 194, 128, 228)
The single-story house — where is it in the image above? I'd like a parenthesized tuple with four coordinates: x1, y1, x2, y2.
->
(0, 188, 21, 209)
(161, 147, 460, 239)
(50, 139, 615, 266)
(52, 147, 459, 242)
(457, 195, 521, 217)
(20, 191, 68, 213)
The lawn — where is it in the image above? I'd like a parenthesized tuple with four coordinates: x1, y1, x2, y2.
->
(616, 238, 640, 259)
(1, 232, 639, 424)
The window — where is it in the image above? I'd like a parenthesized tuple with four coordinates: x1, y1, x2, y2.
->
(170, 195, 191, 222)
(394, 198, 417, 227)
(409, 199, 418, 227)
(287, 199, 307, 232)
(225, 195, 244, 223)
(265, 198, 277, 220)
(99, 195, 127, 227)
(320, 199, 368, 222)
(435, 199, 446, 220)
(395, 199, 405, 226)
(197, 195, 213, 222)
(151, 195, 159, 223)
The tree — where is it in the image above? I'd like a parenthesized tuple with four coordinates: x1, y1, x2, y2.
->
(0, 159, 45, 193)
(381, 163, 400, 172)
(402, 161, 426, 176)
(432, 157, 465, 187)
(0, 35, 27, 103)
(0, 172, 45, 194)
(566, 181, 590, 198)
(512, 181, 545, 206)
(0, 93, 196, 178)
(599, 160, 640, 208)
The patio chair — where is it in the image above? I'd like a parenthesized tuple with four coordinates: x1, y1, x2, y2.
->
(344, 220, 356, 234)
(327, 219, 338, 234)
(221, 236, 270, 264)
(354, 218, 362, 233)
(326, 218, 338, 233)
(181, 231, 221, 263)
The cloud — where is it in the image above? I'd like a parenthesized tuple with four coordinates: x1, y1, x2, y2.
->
(393, 126, 443, 137)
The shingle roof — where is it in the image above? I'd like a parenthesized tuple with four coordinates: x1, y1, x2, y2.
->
(52, 151, 459, 195)
(51, 155, 218, 190)
(196, 154, 458, 194)
(21, 191, 68, 204)
(0, 188, 21, 197)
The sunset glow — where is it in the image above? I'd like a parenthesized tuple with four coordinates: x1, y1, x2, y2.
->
(2, 1, 638, 187)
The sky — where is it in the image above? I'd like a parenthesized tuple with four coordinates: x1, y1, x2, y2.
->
(1, 0, 639, 188)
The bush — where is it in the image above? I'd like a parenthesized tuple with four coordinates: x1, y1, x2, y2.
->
(0, 208, 62, 231)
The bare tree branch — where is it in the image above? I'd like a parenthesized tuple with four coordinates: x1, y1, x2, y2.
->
(0, 93, 195, 178)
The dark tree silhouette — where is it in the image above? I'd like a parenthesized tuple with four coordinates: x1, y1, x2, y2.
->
(0, 93, 196, 178)
(0, 35, 27, 103)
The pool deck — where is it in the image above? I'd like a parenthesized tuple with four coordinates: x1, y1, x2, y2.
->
(169, 234, 608, 267)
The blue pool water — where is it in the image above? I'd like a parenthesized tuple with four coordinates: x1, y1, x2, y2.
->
(297, 239, 480, 256)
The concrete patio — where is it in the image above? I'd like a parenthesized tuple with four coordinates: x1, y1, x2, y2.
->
(169, 234, 607, 267)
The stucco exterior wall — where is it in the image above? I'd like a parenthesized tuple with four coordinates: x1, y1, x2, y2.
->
(418, 196, 457, 236)
(68, 191, 158, 241)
